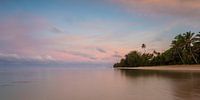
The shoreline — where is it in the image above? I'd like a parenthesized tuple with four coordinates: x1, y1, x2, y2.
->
(115, 65, 200, 72)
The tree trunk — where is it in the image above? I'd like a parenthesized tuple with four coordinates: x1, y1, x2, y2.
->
(176, 49, 185, 64)
(190, 47, 198, 64)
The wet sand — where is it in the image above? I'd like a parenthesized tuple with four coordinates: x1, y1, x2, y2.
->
(116, 65, 200, 72)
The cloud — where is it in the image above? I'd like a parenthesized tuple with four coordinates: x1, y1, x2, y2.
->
(112, 54, 122, 58)
(0, 13, 119, 63)
(50, 26, 65, 34)
(0, 53, 56, 64)
(112, 51, 122, 58)
(58, 50, 97, 60)
(110, 0, 200, 19)
(0, 14, 50, 54)
(0, 53, 20, 60)
(96, 48, 107, 53)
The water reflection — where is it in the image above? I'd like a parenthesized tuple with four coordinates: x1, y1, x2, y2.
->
(119, 69, 200, 100)
(1, 67, 200, 100)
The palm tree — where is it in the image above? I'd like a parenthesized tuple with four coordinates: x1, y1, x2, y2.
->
(171, 35, 185, 64)
(141, 44, 146, 53)
(194, 32, 200, 44)
(182, 31, 198, 64)
(193, 32, 200, 63)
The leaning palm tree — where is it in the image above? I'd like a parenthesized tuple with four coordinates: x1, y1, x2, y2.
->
(193, 32, 200, 63)
(171, 35, 185, 64)
(182, 31, 198, 64)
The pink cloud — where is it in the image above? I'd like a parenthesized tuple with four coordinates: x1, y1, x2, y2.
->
(0, 13, 144, 63)
(110, 0, 200, 18)
(0, 14, 50, 55)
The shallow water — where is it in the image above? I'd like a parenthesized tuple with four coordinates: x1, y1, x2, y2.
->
(0, 66, 200, 100)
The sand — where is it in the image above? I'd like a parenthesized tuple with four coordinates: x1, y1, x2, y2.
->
(116, 65, 200, 72)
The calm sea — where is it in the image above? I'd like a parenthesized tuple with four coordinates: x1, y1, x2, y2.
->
(0, 66, 200, 100)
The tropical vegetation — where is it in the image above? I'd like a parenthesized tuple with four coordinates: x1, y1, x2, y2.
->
(113, 31, 200, 67)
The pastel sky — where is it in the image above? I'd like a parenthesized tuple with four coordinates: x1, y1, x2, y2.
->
(0, 0, 200, 65)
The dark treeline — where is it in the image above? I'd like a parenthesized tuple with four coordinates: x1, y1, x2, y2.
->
(114, 31, 200, 67)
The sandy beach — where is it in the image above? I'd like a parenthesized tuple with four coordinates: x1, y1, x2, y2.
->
(116, 65, 200, 72)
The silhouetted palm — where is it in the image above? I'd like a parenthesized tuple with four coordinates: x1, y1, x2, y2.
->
(182, 31, 198, 64)
(193, 33, 200, 62)
(141, 44, 146, 53)
(171, 34, 185, 64)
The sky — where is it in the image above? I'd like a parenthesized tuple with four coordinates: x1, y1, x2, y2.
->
(0, 0, 200, 65)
